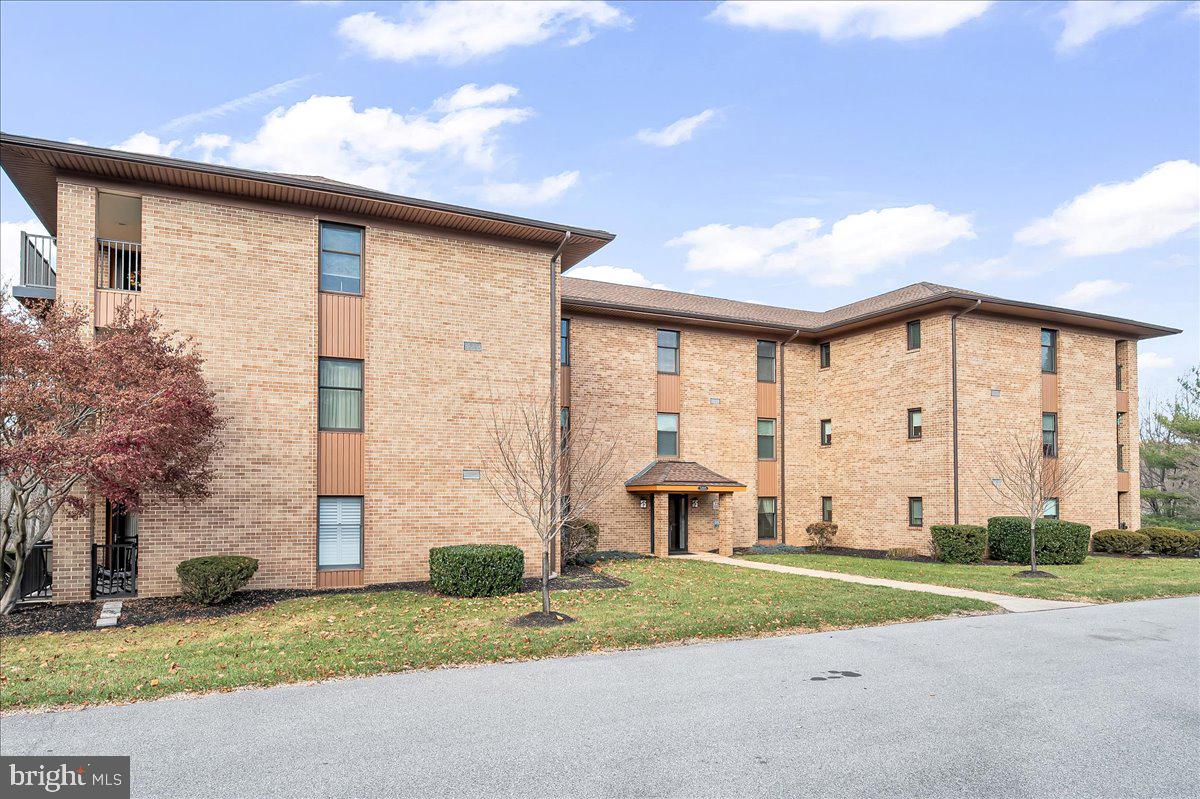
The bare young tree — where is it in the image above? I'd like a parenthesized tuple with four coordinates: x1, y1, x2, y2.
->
(482, 391, 618, 618)
(983, 433, 1087, 576)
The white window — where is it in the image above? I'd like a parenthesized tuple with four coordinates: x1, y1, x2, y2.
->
(319, 497, 362, 568)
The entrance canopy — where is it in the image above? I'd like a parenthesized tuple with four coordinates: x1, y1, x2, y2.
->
(625, 460, 746, 494)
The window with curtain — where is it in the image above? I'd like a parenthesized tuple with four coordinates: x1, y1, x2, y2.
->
(1042, 412, 1058, 457)
(657, 330, 679, 374)
(819, 341, 830, 369)
(318, 496, 362, 568)
(908, 408, 923, 440)
(657, 412, 679, 457)
(560, 318, 570, 366)
(908, 497, 923, 527)
(319, 222, 363, 294)
(1041, 329, 1057, 374)
(1043, 498, 1059, 519)
(757, 419, 776, 459)
(319, 358, 363, 431)
(561, 407, 570, 453)
(757, 340, 776, 383)
(820, 419, 832, 446)
(821, 496, 833, 522)
(757, 497, 777, 539)
(907, 320, 921, 350)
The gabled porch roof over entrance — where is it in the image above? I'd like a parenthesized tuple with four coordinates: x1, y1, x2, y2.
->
(625, 461, 746, 494)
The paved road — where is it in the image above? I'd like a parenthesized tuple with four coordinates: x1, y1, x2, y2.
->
(3, 599, 1197, 799)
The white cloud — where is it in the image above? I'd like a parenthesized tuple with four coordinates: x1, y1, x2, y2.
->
(711, 1, 992, 40)
(941, 254, 1043, 281)
(433, 83, 520, 113)
(337, 2, 628, 64)
(191, 133, 232, 163)
(564, 264, 669, 290)
(1140, 352, 1176, 369)
(1015, 160, 1200, 257)
(159, 76, 312, 133)
(668, 205, 974, 286)
(476, 171, 580, 207)
(113, 132, 181, 157)
(1055, 278, 1131, 308)
(193, 88, 533, 193)
(635, 109, 718, 147)
(1056, 1, 1164, 52)
(1, 219, 50, 299)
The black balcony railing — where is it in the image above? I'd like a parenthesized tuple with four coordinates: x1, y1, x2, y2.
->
(92, 541, 138, 598)
(17, 541, 53, 602)
(96, 238, 142, 292)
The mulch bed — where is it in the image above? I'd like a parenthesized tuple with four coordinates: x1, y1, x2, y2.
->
(0, 566, 627, 638)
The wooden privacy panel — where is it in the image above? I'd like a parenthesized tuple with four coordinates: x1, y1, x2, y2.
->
(1041, 373, 1058, 412)
(1115, 390, 1129, 413)
(94, 289, 139, 328)
(560, 365, 571, 407)
(318, 431, 364, 494)
(757, 460, 779, 494)
(757, 382, 777, 418)
(1117, 472, 1131, 492)
(317, 568, 363, 588)
(318, 292, 364, 359)
(657, 373, 681, 413)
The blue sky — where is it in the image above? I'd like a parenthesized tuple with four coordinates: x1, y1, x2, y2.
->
(2, 1, 1197, 399)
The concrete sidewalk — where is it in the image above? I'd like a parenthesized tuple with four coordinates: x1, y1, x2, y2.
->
(679, 551, 1092, 612)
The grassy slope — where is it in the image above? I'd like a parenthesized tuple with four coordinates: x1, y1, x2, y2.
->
(0, 558, 990, 711)
(742, 553, 1200, 603)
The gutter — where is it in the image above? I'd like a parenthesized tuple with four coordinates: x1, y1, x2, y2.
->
(778, 328, 803, 544)
(549, 232, 571, 576)
(950, 299, 982, 524)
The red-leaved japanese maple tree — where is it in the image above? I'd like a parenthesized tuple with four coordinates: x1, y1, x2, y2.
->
(1, 303, 221, 613)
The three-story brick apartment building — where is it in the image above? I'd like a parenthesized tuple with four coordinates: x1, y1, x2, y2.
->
(2, 134, 1179, 603)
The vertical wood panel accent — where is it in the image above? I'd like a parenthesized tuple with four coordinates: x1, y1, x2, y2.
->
(1116, 472, 1131, 492)
(316, 568, 364, 588)
(318, 292, 364, 359)
(318, 431, 365, 494)
(560, 365, 571, 407)
(657, 373, 681, 413)
(757, 460, 779, 493)
(1115, 390, 1129, 413)
(1041, 373, 1059, 413)
(94, 289, 139, 327)
(756, 382, 778, 418)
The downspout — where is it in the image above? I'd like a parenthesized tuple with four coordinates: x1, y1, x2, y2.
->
(950, 300, 982, 524)
(778, 328, 803, 544)
(549, 232, 571, 582)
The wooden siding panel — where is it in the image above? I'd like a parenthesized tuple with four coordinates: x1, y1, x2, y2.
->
(318, 431, 364, 494)
(1116, 471, 1131, 492)
(94, 289, 139, 327)
(316, 568, 364, 588)
(318, 292, 364, 359)
(560, 365, 571, 407)
(657, 373, 681, 413)
(1115, 389, 1129, 413)
(757, 460, 779, 494)
(1041, 373, 1059, 412)
(757, 382, 778, 418)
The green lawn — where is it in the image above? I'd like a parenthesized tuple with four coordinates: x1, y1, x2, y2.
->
(0, 558, 991, 712)
(742, 552, 1200, 604)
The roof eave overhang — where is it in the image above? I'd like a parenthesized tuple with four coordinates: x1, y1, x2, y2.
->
(0, 132, 614, 268)
(625, 484, 747, 493)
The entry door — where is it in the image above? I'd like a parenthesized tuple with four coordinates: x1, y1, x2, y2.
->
(668, 494, 689, 553)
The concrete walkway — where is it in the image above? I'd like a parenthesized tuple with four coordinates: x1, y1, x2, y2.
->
(678, 551, 1092, 612)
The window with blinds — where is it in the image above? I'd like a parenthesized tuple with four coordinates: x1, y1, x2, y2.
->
(318, 497, 363, 569)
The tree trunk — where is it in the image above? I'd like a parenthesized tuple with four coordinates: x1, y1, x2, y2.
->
(1029, 518, 1038, 573)
(541, 544, 551, 615)
(0, 543, 27, 616)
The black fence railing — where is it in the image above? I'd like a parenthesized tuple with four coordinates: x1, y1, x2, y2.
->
(92, 541, 138, 598)
(18, 541, 53, 602)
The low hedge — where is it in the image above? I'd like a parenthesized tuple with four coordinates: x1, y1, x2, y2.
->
(176, 555, 259, 605)
(563, 519, 600, 566)
(1093, 529, 1150, 556)
(429, 544, 524, 597)
(986, 517, 1090, 565)
(930, 525, 987, 564)
(1139, 527, 1200, 557)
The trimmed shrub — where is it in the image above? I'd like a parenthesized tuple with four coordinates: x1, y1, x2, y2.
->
(930, 525, 987, 564)
(805, 521, 838, 550)
(562, 519, 600, 566)
(885, 547, 921, 560)
(1139, 527, 1200, 557)
(429, 544, 524, 597)
(176, 555, 259, 605)
(1140, 515, 1200, 532)
(986, 517, 1090, 565)
(1093, 529, 1150, 556)
(741, 544, 808, 555)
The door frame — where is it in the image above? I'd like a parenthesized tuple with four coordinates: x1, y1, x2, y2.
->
(668, 493, 689, 554)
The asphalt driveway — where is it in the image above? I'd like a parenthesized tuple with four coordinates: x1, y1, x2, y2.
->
(3, 598, 1197, 799)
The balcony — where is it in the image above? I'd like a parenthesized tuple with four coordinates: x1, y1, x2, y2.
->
(95, 238, 142, 326)
(11, 232, 56, 304)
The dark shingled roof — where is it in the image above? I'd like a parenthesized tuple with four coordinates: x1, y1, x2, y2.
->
(625, 460, 745, 488)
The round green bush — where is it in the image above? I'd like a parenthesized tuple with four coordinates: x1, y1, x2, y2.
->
(1139, 527, 1200, 557)
(930, 525, 987, 563)
(986, 517, 1090, 565)
(1093, 529, 1150, 555)
(176, 555, 259, 605)
(429, 544, 524, 597)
